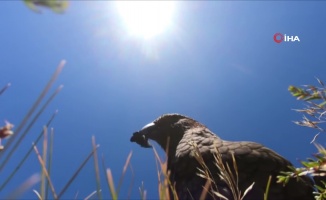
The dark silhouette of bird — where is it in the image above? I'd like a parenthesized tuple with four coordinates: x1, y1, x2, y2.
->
(130, 113, 314, 200)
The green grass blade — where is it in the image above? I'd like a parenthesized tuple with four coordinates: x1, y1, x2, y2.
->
(264, 175, 272, 200)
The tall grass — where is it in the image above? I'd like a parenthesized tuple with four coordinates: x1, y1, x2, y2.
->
(0, 59, 250, 199)
(1, 61, 323, 200)
(0, 61, 65, 198)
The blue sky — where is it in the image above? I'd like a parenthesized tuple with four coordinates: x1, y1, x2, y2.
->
(0, 1, 325, 199)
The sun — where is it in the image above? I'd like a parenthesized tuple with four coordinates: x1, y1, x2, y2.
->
(116, 1, 174, 39)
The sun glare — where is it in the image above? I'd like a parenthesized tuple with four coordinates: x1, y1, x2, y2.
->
(116, 1, 174, 39)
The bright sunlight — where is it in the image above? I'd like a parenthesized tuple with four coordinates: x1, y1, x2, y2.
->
(116, 1, 175, 39)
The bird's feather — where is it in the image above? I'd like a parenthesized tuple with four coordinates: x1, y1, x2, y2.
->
(131, 114, 314, 200)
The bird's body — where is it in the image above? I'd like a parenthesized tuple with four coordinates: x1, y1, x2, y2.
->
(130, 114, 314, 200)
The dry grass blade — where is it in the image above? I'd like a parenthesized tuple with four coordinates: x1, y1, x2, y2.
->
(231, 153, 239, 186)
(6, 173, 41, 199)
(0, 84, 63, 173)
(57, 144, 99, 199)
(101, 150, 133, 199)
(199, 179, 211, 200)
(153, 137, 172, 200)
(0, 110, 58, 191)
(33, 189, 42, 200)
(106, 168, 117, 200)
(139, 182, 147, 200)
(117, 151, 132, 194)
(152, 139, 180, 200)
(101, 155, 109, 194)
(212, 191, 228, 200)
(33, 144, 57, 199)
(211, 149, 253, 200)
(40, 126, 48, 199)
(180, 142, 243, 200)
(192, 142, 214, 181)
(316, 77, 325, 87)
(46, 127, 55, 200)
(92, 136, 102, 200)
(190, 142, 223, 199)
(311, 132, 321, 144)
(127, 163, 135, 199)
(84, 190, 101, 200)
(0, 60, 65, 161)
(0, 83, 11, 96)
(152, 146, 172, 200)
(226, 153, 243, 199)
(241, 182, 254, 200)
(74, 191, 79, 199)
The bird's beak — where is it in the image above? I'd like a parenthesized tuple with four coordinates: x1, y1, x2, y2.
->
(141, 122, 155, 130)
(130, 122, 155, 148)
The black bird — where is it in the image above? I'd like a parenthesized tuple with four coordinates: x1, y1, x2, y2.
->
(130, 113, 314, 200)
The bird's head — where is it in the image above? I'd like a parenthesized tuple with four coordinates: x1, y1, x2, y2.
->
(130, 113, 201, 151)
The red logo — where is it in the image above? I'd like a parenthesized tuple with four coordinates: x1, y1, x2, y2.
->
(273, 33, 283, 43)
